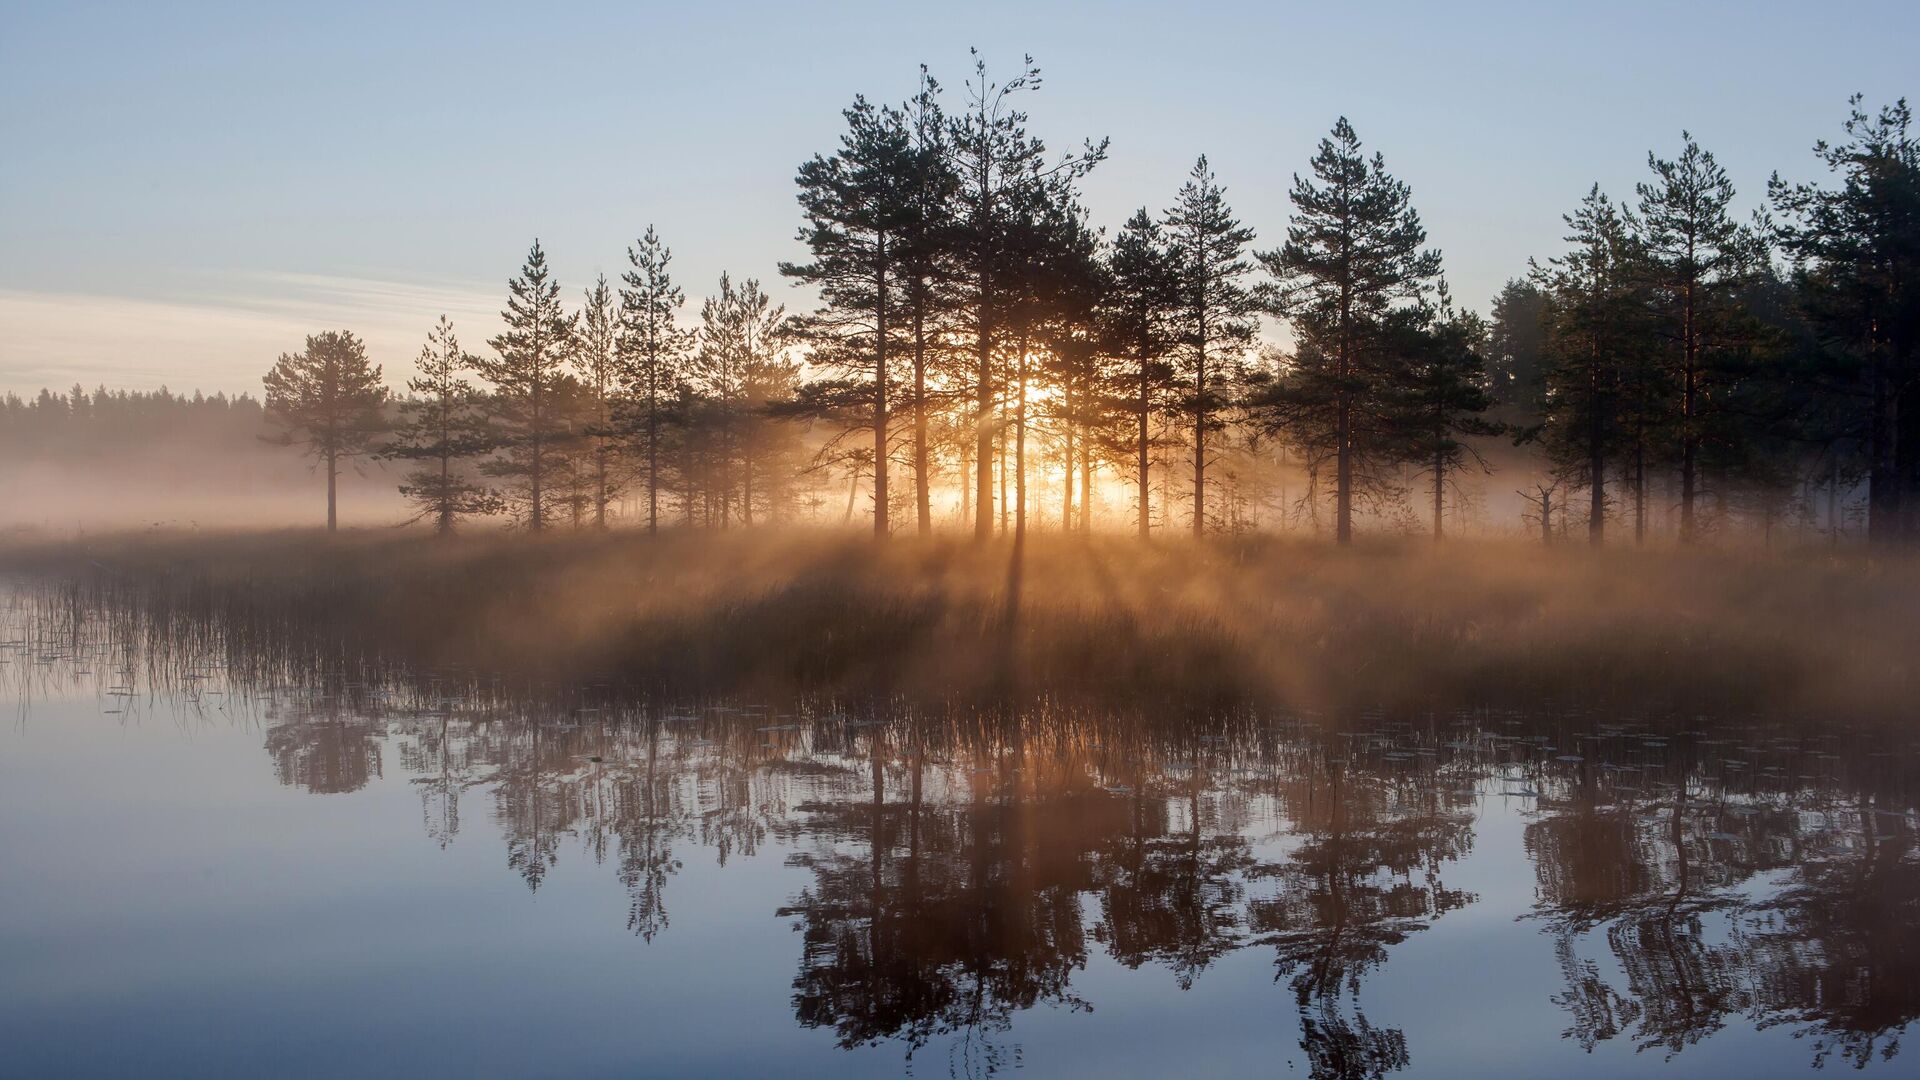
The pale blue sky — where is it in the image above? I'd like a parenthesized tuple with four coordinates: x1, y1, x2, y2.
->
(2, 0, 1913, 394)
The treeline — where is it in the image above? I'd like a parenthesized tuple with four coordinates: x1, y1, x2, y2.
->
(64, 59, 1920, 544)
(1, 386, 265, 458)
(0, 384, 404, 530)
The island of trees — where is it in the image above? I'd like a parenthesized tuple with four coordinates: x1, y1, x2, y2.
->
(10, 59, 1917, 548)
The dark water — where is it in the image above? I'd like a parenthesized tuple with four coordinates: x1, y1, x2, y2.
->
(2, 589, 1916, 1079)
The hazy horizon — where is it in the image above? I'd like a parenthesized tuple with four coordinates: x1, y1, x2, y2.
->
(4, 0, 1915, 396)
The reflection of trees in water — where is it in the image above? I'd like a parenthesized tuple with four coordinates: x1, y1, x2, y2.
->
(1092, 776, 1252, 991)
(386, 706, 788, 929)
(1526, 740, 1920, 1069)
(396, 707, 483, 848)
(250, 692, 1918, 1077)
(1245, 742, 1478, 1080)
(777, 740, 1102, 1070)
(773, 725, 1478, 1080)
(1745, 808, 1919, 1068)
(262, 693, 385, 794)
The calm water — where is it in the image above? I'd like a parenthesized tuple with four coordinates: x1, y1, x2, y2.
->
(2, 588, 1916, 1078)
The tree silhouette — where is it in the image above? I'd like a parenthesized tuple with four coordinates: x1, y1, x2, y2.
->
(1101, 209, 1181, 537)
(474, 240, 578, 530)
(1771, 96, 1920, 545)
(384, 316, 499, 533)
(262, 329, 387, 531)
(1261, 119, 1441, 544)
(1166, 156, 1257, 536)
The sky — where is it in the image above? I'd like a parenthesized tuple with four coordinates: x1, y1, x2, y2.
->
(2, 0, 1915, 397)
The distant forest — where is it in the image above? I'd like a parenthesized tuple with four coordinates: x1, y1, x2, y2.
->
(8, 59, 1916, 545)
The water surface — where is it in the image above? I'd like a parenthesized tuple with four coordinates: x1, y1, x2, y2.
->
(2, 589, 1914, 1078)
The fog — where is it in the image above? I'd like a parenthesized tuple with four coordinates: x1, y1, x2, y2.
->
(7, 528, 1912, 725)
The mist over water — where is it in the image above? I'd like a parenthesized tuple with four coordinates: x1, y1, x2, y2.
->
(6, 6, 1916, 1077)
(3, 578, 1914, 1079)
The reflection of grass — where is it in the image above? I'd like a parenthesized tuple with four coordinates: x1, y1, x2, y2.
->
(4, 529, 1915, 716)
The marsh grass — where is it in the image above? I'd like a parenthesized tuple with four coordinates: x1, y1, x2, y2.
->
(3, 529, 1915, 718)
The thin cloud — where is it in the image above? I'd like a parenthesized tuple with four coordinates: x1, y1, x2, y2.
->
(0, 272, 502, 397)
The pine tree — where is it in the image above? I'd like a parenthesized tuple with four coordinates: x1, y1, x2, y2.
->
(1164, 156, 1256, 536)
(618, 226, 694, 535)
(474, 240, 578, 530)
(1033, 199, 1107, 533)
(689, 274, 787, 526)
(1532, 186, 1643, 545)
(1390, 286, 1502, 540)
(1637, 134, 1746, 543)
(385, 316, 499, 533)
(1771, 97, 1920, 545)
(1260, 118, 1441, 544)
(901, 68, 960, 536)
(262, 329, 388, 531)
(949, 51, 1105, 540)
(998, 163, 1098, 541)
(574, 275, 623, 528)
(1101, 209, 1180, 537)
(1486, 279, 1551, 420)
(781, 97, 913, 537)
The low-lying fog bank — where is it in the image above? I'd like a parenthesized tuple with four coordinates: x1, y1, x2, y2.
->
(3, 530, 1914, 719)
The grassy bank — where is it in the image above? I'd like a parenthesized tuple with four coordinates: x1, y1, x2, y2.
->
(3, 529, 1915, 718)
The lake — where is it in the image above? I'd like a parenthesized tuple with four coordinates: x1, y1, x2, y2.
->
(2, 583, 1914, 1078)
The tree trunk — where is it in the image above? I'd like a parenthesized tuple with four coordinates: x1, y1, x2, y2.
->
(1681, 278, 1697, 541)
(1868, 358, 1901, 545)
(960, 436, 972, 530)
(326, 448, 338, 532)
(973, 175, 994, 544)
(1061, 391, 1074, 532)
(1588, 333, 1605, 546)
(1633, 435, 1646, 545)
(1015, 329, 1028, 543)
(647, 384, 660, 535)
(595, 444, 608, 530)
(873, 238, 889, 539)
(912, 303, 930, 536)
(1335, 396, 1353, 544)
(998, 418, 1008, 536)
(438, 442, 452, 536)
(1138, 344, 1151, 539)
(1193, 324, 1207, 538)
(1334, 286, 1353, 545)
(1830, 453, 1841, 546)
(1080, 444, 1092, 533)
(530, 374, 544, 531)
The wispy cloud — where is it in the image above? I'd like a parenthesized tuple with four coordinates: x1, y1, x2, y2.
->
(0, 271, 504, 396)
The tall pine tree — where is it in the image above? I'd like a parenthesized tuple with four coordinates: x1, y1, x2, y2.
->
(618, 226, 693, 535)
(575, 274, 622, 528)
(1164, 156, 1256, 536)
(1101, 208, 1180, 537)
(781, 97, 912, 537)
(1261, 118, 1441, 543)
(1390, 285, 1501, 540)
(1771, 97, 1920, 545)
(689, 274, 787, 527)
(949, 51, 1104, 540)
(474, 240, 578, 530)
(1532, 187, 1643, 545)
(1637, 133, 1745, 543)
(385, 316, 498, 533)
(903, 68, 960, 536)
